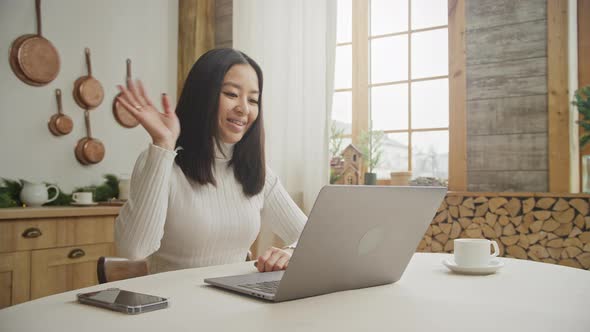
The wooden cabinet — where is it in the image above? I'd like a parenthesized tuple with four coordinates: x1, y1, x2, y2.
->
(0, 206, 120, 308)
(0, 251, 30, 307)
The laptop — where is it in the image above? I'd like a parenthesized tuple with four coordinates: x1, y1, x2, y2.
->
(204, 185, 447, 302)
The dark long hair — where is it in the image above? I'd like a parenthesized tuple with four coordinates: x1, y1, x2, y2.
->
(174, 48, 265, 197)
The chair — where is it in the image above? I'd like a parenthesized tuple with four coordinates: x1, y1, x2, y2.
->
(97, 251, 254, 284)
(97, 257, 148, 284)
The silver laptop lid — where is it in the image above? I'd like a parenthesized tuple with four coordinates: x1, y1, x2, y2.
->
(274, 185, 446, 302)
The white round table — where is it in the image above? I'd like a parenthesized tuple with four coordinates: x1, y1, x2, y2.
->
(1, 253, 588, 332)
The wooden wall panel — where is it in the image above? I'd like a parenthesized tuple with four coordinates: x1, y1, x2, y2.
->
(468, 171, 548, 192)
(466, 0, 546, 30)
(466, 20, 546, 65)
(467, 133, 547, 171)
(547, 0, 570, 192)
(465, 0, 549, 192)
(215, 0, 233, 48)
(467, 95, 547, 136)
(467, 57, 547, 100)
(178, 0, 215, 97)
(448, 0, 467, 191)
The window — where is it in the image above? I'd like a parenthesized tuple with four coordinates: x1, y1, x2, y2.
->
(332, 0, 449, 184)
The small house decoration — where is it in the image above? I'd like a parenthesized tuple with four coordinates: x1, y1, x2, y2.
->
(330, 144, 363, 185)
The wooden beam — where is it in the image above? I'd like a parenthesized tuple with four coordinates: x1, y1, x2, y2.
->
(547, 0, 570, 192)
(178, 0, 215, 98)
(578, 0, 590, 189)
(448, 0, 467, 191)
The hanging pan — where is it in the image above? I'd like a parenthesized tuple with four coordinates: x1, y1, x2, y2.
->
(9, 0, 60, 86)
(75, 110, 105, 165)
(48, 89, 73, 136)
(73, 48, 104, 110)
(113, 59, 139, 128)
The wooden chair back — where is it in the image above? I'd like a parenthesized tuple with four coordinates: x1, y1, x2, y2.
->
(97, 257, 148, 284)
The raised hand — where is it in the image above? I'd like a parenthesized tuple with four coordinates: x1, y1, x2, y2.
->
(116, 79, 180, 151)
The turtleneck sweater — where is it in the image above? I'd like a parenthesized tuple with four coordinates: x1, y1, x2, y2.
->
(115, 143, 307, 273)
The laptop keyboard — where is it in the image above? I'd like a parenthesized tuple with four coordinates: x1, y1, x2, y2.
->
(238, 280, 280, 294)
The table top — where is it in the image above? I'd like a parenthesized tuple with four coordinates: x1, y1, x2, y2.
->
(0, 206, 121, 220)
(1, 253, 589, 332)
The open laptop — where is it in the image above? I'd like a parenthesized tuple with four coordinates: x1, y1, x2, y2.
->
(204, 185, 447, 302)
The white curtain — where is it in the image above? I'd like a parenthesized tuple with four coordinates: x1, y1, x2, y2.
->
(234, 0, 337, 214)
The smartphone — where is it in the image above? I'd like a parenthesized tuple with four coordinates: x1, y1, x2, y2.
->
(77, 288, 168, 314)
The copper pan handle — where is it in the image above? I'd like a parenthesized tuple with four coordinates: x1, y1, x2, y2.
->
(126, 59, 132, 81)
(84, 110, 93, 138)
(36, 0, 42, 36)
(55, 89, 63, 114)
(85, 48, 93, 76)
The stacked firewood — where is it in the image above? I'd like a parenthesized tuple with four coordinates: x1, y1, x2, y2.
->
(418, 195, 590, 270)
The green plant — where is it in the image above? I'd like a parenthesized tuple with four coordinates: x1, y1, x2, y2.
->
(0, 178, 23, 207)
(0, 174, 120, 208)
(359, 130, 385, 173)
(330, 168, 342, 184)
(574, 85, 590, 147)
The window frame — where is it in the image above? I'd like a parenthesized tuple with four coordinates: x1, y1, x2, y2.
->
(334, 0, 464, 187)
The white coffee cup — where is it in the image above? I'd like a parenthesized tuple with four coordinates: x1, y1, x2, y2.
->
(453, 238, 499, 267)
(72, 192, 93, 204)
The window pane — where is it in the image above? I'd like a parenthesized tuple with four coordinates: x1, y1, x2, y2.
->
(371, 0, 408, 36)
(371, 84, 408, 131)
(334, 45, 352, 89)
(331, 91, 352, 135)
(375, 133, 409, 179)
(337, 0, 352, 43)
(412, 130, 448, 180)
(411, 0, 448, 30)
(411, 28, 448, 79)
(411, 78, 448, 129)
(371, 35, 408, 84)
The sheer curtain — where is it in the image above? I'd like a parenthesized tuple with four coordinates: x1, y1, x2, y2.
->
(234, 0, 337, 214)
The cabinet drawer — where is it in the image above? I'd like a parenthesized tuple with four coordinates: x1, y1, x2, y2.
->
(0, 216, 115, 253)
(31, 243, 114, 299)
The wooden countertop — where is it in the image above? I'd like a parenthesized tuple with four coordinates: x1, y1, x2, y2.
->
(0, 206, 122, 220)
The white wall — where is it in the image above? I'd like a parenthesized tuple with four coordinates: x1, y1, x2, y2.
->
(0, 0, 177, 192)
(569, 0, 580, 192)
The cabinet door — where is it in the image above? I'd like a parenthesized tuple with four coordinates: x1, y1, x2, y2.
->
(0, 251, 30, 308)
(31, 243, 113, 300)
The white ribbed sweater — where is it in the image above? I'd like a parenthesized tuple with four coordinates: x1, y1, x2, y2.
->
(115, 143, 307, 273)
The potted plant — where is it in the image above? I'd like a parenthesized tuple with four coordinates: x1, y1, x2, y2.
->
(359, 129, 384, 185)
(573, 85, 590, 192)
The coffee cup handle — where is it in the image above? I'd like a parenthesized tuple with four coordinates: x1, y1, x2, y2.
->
(490, 240, 500, 258)
(72, 192, 80, 203)
(46, 185, 60, 203)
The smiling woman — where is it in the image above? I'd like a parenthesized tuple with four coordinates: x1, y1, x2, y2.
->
(113, 48, 306, 274)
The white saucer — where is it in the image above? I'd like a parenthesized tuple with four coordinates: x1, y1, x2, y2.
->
(71, 202, 98, 206)
(442, 258, 504, 275)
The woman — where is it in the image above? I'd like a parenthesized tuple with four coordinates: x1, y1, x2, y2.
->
(114, 48, 306, 274)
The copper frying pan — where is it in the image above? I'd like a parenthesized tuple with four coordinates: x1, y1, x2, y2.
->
(113, 59, 139, 128)
(9, 0, 60, 86)
(75, 110, 105, 165)
(73, 48, 104, 109)
(48, 89, 73, 136)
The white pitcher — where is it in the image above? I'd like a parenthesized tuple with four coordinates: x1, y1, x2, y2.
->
(19, 181, 60, 207)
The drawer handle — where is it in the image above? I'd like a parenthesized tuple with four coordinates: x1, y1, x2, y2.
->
(68, 249, 86, 259)
(22, 227, 42, 238)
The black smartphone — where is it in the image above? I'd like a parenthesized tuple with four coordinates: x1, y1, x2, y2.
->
(77, 288, 168, 314)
